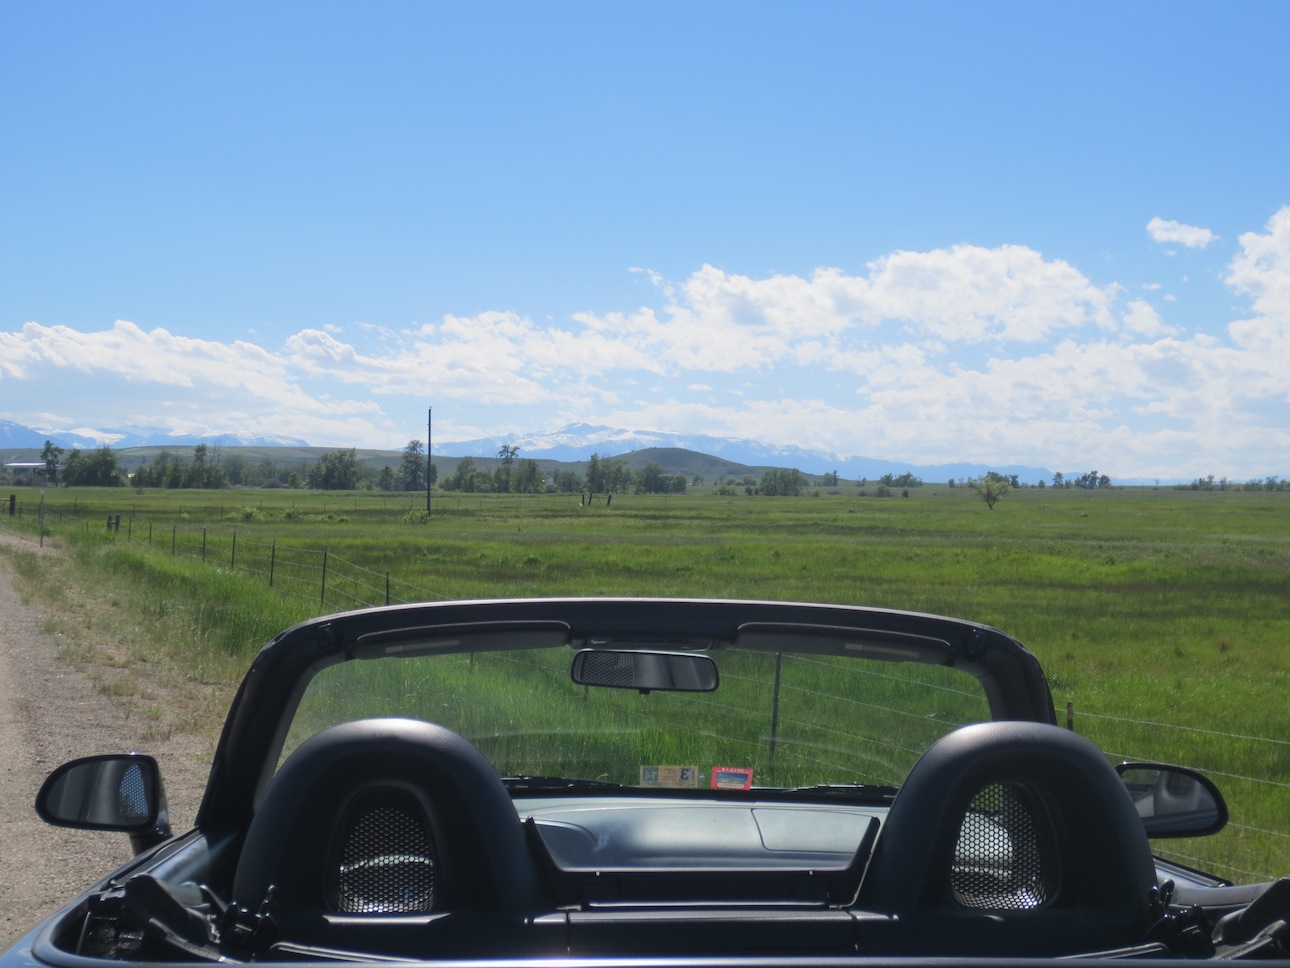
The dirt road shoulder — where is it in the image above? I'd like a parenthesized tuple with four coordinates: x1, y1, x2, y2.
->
(0, 528, 209, 949)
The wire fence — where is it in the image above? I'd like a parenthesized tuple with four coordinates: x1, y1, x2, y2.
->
(105, 516, 444, 609)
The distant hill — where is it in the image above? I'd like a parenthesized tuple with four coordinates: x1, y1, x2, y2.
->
(2, 417, 1057, 484)
(439, 422, 1054, 484)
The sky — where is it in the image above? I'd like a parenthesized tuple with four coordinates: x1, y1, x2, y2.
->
(2, 2, 1288, 481)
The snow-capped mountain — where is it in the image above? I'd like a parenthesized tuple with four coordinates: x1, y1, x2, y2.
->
(438, 423, 1054, 484)
(0, 420, 307, 450)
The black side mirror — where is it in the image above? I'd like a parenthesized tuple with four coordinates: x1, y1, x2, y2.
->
(1116, 762, 1228, 838)
(36, 754, 172, 854)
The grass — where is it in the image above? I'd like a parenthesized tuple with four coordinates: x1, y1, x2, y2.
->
(4, 482, 1289, 880)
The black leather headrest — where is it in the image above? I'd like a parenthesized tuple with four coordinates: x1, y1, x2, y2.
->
(232, 718, 542, 918)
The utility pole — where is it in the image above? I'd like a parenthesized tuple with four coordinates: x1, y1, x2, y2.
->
(426, 407, 432, 517)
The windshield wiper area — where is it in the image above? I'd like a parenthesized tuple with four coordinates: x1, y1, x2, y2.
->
(501, 775, 626, 792)
(782, 783, 899, 801)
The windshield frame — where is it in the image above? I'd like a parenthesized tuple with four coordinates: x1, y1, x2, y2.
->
(195, 598, 1055, 834)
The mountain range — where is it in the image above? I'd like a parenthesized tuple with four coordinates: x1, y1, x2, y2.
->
(440, 423, 1054, 484)
(1, 418, 1056, 484)
(0, 420, 308, 451)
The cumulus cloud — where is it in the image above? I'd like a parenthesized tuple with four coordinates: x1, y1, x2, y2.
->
(6, 210, 1290, 477)
(1147, 217, 1217, 249)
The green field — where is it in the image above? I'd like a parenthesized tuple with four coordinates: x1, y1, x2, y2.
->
(3, 482, 1289, 882)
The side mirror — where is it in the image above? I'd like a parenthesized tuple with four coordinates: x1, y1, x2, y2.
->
(36, 754, 172, 854)
(571, 649, 719, 693)
(1116, 762, 1228, 838)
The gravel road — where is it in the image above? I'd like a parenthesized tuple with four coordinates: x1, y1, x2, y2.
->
(0, 528, 212, 950)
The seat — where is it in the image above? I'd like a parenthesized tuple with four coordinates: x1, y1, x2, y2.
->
(230, 718, 546, 957)
(857, 721, 1162, 956)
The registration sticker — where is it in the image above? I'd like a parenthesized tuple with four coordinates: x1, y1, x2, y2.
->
(640, 765, 699, 788)
(710, 766, 754, 790)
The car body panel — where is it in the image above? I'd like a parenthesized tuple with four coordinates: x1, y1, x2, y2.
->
(4, 599, 1282, 968)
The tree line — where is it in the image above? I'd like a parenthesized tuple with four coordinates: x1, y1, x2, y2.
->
(23, 440, 1281, 498)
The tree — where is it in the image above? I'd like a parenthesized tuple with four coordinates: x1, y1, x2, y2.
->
(61, 447, 126, 487)
(399, 440, 426, 491)
(41, 440, 63, 485)
(444, 456, 477, 491)
(497, 444, 519, 493)
(585, 454, 604, 493)
(184, 444, 227, 488)
(1073, 470, 1112, 489)
(602, 458, 632, 493)
(305, 449, 361, 490)
(223, 453, 246, 485)
(553, 469, 583, 492)
(969, 473, 1011, 510)
(512, 459, 542, 493)
(638, 463, 666, 494)
(759, 468, 805, 496)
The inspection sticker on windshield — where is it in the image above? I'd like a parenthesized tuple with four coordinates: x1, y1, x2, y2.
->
(710, 766, 754, 790)
(640, 765, 698, 788)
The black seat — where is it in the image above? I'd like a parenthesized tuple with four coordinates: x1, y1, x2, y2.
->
(857, 721, 1161, 956)
(231, 718, 547, 956)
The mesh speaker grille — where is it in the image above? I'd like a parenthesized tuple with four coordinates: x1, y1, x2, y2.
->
(576, 651, 637, 687)
(950, 781, 1049, 911)
(336, 791, 437, 914)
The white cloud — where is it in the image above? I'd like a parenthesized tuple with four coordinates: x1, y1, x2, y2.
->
(1147, 217, 1217, 249)
(863, 244, 1117, 342)
(1121, 300, 1174, 338)
(6, 210, 1290, 478)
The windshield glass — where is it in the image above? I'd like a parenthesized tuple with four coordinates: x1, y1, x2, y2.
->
(284, 645, 991, 790)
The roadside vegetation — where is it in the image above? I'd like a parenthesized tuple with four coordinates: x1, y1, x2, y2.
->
(3, 481, 1288, 882)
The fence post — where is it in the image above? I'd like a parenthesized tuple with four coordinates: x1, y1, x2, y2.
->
(202, 528, 207, 562)
(1066, 701, 1074, 731)
(269, 540, 276, 587)
(321, 550, 328, 605)
(385, 572, 390, 605)
(172, 525, 177, 555)
(230, 531, 236, 570)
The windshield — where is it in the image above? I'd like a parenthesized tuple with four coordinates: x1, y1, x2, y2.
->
(284, 643, 991, 791)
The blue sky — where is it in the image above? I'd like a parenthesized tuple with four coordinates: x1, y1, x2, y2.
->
(2, 2, 1288, 480)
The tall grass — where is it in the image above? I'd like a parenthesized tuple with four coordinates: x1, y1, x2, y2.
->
(6, 483, 1290, 880)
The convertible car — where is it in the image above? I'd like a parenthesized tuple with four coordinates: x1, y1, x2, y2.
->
(4, 598, 1284, 967)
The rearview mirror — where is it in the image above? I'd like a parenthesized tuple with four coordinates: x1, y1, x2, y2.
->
(571, 649, 719, 693)
(1117, 762, 1228, 838)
